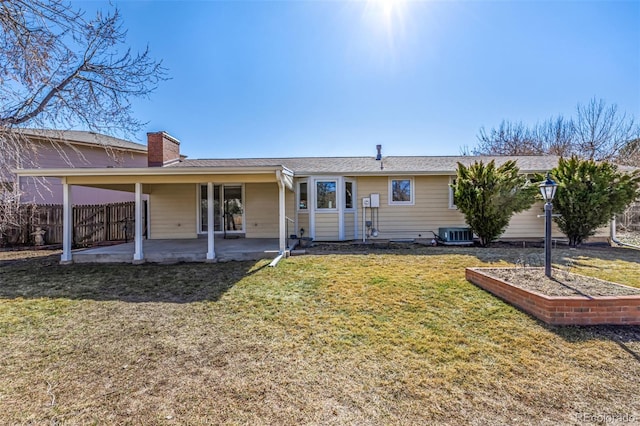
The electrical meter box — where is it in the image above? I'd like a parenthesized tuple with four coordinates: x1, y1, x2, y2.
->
(370, 193, 380, 208)
(362, 197, 371, 208)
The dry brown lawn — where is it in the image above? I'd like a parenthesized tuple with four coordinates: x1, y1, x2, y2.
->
(0, 245, 639, 425)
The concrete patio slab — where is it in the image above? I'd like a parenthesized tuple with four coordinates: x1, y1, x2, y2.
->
(72, 237, 282, 263)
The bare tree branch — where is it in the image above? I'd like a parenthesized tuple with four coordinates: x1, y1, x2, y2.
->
(573, 98, 638, 161)
(473, 98, 639, 165)
(0, 0, 167, 242)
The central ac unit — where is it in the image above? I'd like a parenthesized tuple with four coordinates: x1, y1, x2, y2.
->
(438, 227, 474, 245)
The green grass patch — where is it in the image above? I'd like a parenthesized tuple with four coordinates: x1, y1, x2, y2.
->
(0, 247, 639, 424)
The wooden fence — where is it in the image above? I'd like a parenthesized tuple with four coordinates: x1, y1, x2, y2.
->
(3, 201, 146, 246)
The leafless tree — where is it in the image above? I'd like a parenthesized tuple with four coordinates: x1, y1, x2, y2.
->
(475, 121, 543, 156)
(573, 98, 639, 162)
(0, 0, 166, 243)
(473, 99, 639, 165)
(531, 116, 575, 157)
(617, 138, 640, 167)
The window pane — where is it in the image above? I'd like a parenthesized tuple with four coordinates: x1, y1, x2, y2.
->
(299, 182, 308, 209)
(200, 184, 223, 232)
(214, 186, 221, 231)
(392, 179, 411, 202)
(345, 181, 353, 209)
(223, 186, 243, 231)
(316, 181, 336, 209)
(450, 178, 457, 208)
(200, 185, 208, 232)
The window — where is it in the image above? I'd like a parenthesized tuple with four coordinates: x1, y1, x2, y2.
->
(345, 181, 353, 209)
(199, 184, 243, 233)
(449, 177, 457, 209)
(389, 178, 413, 205)
(298, 182, 308, 210)
(316, 180, 337, 209)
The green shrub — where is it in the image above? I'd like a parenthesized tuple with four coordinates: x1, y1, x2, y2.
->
(551, 156, 640, 246)
(452, 160, 537, 247)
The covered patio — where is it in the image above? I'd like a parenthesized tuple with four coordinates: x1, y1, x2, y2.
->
(16, 163, 295, 264)
(72, 237, 286, 263)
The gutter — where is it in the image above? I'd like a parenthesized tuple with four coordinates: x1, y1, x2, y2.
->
(610, 217, 640, 250)
(13, 165, 291, 177)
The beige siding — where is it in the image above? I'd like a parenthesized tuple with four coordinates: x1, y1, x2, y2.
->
(314, 213, 339, 241)
(593, 225, 610, 238)
(502, 202, 564, 239)
(356, 176, 466, 240)
(286, 189, 296, 235)
(344, 212, 356, 239)
(355, 176, 575, 241)
(297, 213, 310, 238)
(149, 184, 197, 239)
(244, 183, 279, 238)
(505, 211, 607, 241)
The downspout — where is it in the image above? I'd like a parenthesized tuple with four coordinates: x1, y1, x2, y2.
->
(610, 216, 640, 249)
(270, 169, 288, 267)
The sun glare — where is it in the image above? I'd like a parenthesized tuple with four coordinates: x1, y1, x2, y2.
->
(376, 0, 404, 21)
(364, 0, 408, 47)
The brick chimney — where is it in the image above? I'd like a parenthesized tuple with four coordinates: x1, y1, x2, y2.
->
(147, 131, 181, 167)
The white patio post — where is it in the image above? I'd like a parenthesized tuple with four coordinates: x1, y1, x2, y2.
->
(206, 182, 215, 261)
(277, 171, 286, 254)
(133, 182, 144, 263)
(61, 179, 73, 264)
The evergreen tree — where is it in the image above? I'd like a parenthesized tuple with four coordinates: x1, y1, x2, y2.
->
(551, 156, 640, 246)
(452, 160, 537, 247)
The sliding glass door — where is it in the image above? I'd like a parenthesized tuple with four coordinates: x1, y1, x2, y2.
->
(200, 184, 244, 234)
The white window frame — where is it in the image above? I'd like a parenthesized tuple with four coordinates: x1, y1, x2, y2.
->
(344, 179, 356, 211)
(297, 180, 309, 211)
(197, 183, 245, 234)
(449, 176, 457, 209)
(388, 177, 414, 206)
(315, 179, 338, 211)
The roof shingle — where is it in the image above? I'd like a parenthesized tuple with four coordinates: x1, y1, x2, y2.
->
(15, 129, 147, 152)
(170, 155, 559, 175)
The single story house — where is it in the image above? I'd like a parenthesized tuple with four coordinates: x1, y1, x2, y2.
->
(16, 131, 573, 264)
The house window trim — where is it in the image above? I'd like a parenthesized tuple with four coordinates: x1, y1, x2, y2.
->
(297, 180, 309, 212)
(344, 179, 356, 211)
(315, 179, 338, 211)
(388, 177, 415, 206)
(197, 183, 245, 234)
(449, 176, 457, 210)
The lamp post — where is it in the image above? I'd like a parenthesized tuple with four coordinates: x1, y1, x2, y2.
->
(539, 173, 558, 278)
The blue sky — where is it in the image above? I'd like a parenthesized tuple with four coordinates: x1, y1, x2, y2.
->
(80, 0, 639, 159)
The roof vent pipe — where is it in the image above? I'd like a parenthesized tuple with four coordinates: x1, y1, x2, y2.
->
(376, 144, 382, 161)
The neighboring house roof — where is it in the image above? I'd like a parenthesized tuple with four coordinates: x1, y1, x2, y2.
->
(14, 128, 147, 153)
(169, 155, 560, 175)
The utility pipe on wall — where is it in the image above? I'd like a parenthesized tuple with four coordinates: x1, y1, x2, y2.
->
(610, 217, 640, 250)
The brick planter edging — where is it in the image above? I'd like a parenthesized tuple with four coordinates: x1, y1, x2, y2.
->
(465, 267, 640, 326)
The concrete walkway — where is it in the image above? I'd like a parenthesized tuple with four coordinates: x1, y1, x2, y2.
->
(72, 237, 282, 263)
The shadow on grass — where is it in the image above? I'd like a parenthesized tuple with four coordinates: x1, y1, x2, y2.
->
(0, 254, 268, 303)
(550, 325, 640, 363)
